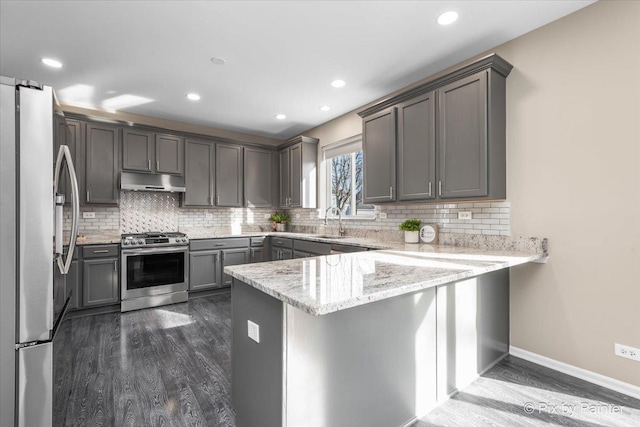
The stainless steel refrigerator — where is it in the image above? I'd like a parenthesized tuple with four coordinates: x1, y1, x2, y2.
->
(0, 76, 80, 427)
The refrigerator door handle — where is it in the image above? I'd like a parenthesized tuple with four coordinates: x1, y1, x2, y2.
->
(53, 144, 80, 274)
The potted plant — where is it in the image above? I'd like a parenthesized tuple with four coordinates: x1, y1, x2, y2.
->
(399, 219, 421, 243)
(270, 211, 291, 232)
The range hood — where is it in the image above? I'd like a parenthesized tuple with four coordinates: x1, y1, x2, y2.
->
(120, 171, 186, 193)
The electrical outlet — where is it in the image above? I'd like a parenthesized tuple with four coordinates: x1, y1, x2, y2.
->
(309, 211, 315, 219)
(615, 343, 640, 362)
(379, 212, 388, 219)
(82, 212, 95, 219)
(205, 213, 213, 220)
(458, 211, 472, 220)
(247, 320, 260, 343)
(264, 214, 270, 219)
(295, 213, 300, 219)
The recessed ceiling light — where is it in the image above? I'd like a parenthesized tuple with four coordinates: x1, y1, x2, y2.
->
(275, 114, 286, 120)
(437, 11, 459, 26)
(331, 80, 346, 88)
(186, 93, 201, 101)
(319, 105, 331, 112)
(210, 57, 227, 65)
(41, 58, 63, 68)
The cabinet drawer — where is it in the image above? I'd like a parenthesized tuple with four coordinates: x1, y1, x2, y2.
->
(250, 236, 266, 247)
(271, 237, 293, 249)
(190, 237, 250, 251)
(293, 240, 331, 255)
(82, 244, 119, 259)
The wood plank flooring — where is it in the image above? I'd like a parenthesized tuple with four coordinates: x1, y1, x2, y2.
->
(56, 291, 640, 426)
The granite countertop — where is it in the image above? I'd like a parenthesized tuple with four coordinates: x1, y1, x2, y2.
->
(225, 244, 544, 316)
(69, 233, 122, 245)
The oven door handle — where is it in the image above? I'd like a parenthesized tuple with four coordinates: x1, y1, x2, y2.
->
(121, 247, 188, 255)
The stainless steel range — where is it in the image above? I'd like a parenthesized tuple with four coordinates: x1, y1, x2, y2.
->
(120, 232, 189, 312)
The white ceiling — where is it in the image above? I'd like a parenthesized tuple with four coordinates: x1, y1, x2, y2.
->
(0, 0, 595, 140)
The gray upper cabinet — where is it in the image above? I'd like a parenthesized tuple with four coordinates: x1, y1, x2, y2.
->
(183, 138, 215, 207)
(155, 134, 184, 175)
(122, 128, 154, 172)
(398, 92, 436, 201)
(85, 123, 120, 205)
(279, 148, 290, 208)
(362, 107, 396, 203)
(359, 54, 511, 203)
(244, 147, 273, 208)
(438, 72, 488, 199)
(216, 143, 243, 207)
(122, 129, 184, 176)
(56, 118, 83, 205)
(278, 136, 318, 208)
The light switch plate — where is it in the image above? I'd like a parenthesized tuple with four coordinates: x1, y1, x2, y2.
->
(82, 212, 95, 219)
(379, 212, 388, 219)
(458, 211, 472, 220)
(248, 320, 260, 343)
(205, 213, 213, 220)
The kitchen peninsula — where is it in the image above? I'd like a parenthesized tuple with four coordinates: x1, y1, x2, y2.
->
(225, 239, 546, 427)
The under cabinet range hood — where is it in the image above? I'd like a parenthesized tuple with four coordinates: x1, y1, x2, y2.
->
(121, 171, 186, 193)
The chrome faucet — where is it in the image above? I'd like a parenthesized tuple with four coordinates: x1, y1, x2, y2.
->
(324, 207, 346, 236)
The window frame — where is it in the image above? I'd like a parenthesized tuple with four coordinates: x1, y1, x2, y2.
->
(320, 135, 376, 220)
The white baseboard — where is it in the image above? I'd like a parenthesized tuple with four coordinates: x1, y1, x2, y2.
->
(509, 346, 640, 400)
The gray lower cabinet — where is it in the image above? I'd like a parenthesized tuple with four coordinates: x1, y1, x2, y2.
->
(250, 247, 265, 263)
(122, 128, 154, 172)
(438, 72, 488, 199)
(244, 147, 273, 208)
(221, 248, 250, 287)
(216, 143, 243, 207)
(398, 91, 436, 201)
(363, 107, 397, 203)
(85, 123, 120, 205)
(66, 259, 81, 311)
(82, 257, 119, 307)
(271, 248, 293, 261)
(183, 138, 215, 207)
(189, 250, 222, 291)
(293, 250, 310, 259)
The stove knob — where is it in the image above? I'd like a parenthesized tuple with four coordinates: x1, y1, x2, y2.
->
(182, 238, 187, 243)
(123, 240, 130, 246)
(137, 239, 144, 245)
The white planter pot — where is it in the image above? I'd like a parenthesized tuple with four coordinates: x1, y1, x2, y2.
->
(276, 223, 287, 232)
(404, 231, 419, 243)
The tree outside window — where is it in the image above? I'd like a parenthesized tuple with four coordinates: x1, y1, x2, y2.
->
(328, 150, 374, 217)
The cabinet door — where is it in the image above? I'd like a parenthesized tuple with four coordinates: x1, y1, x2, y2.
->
(271, 248, 280, 261)
(289, 143, 302, 207)
(250, 247, 264, 263)
(279, 148, 290, 208)
(85, 123, 119, 205)
(82, 257, 119, 307)
(156, 134, 184, 175)
(56, 119, 83, 204)
(398, 92, 436, 201)
(216, 144, 243, 207)
(189, 250, 221, 291)
(293, 250, 310, 259)
(281, 248, 293, 260)
(122, 128, 153, 172)
(66, 259, 81, 311)
(244, 147, 273, 207)
(221, 248, 250, 287)
(184, 139, 214, 207)
(363, 107, 396, 203)
(438, 72, 488, 199)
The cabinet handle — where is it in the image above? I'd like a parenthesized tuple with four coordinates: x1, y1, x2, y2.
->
(213, 254, 217, 262)
(86, 190, 90, 202)
(113, 260, 117, 271)
(251, 252, 255, 261)
(148, 159, 151, 170)
(428, 182, 432, 197)
(221, 252, 225, 262)
(389, 186, 393, 199)
(438, 181, 442, 196)
(156, 160, 160, 170)
(215, 243, 224, 246)
(216, 196, 220, 205)
(93, 250, 109, 253)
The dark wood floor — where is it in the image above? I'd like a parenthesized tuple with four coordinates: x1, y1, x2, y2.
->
(55, 291, 639, 427)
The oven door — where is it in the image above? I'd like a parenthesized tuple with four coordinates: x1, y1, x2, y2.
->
(121, 246, 188, 300)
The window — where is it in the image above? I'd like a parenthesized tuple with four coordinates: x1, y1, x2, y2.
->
(322, 136, 375, 218)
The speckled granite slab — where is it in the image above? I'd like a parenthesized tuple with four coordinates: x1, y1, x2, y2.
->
(225, 246, 544, 316)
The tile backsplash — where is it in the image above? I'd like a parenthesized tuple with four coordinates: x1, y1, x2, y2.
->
(64, 191, 273, 235)
(286, 201, 510, 239)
